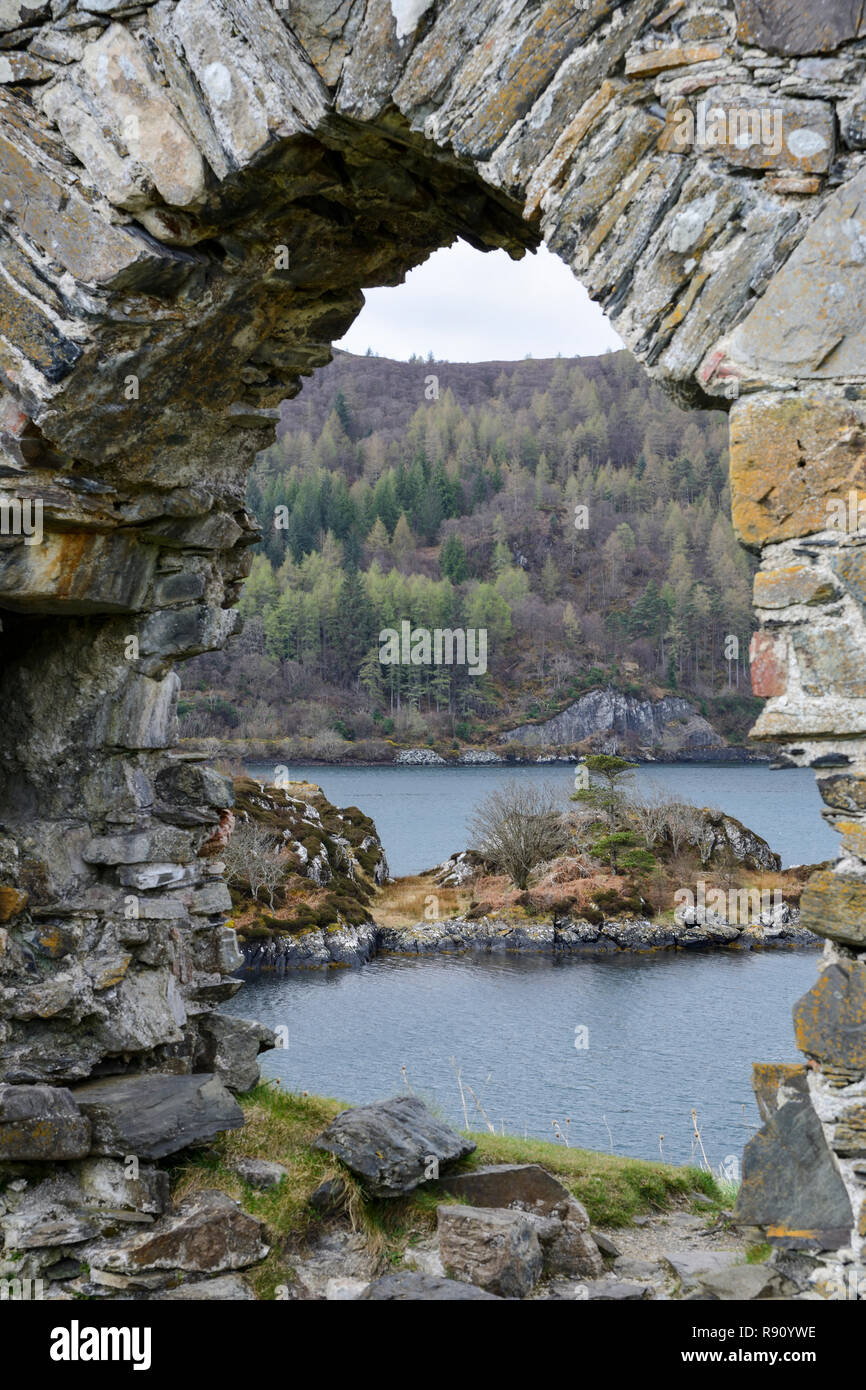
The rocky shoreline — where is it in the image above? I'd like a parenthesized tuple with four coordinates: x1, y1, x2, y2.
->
(194, 742, 772, 769)
(238, 907, 817, 974)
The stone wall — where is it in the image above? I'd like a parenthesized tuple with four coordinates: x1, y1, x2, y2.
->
(0, 0, 864, 1295)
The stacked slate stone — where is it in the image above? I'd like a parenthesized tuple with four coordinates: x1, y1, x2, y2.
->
(0, 0, 863, 1296)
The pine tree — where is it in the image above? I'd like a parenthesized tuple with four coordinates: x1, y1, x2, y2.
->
(335, 566, 376, 683)
(440, 533, 468, 583)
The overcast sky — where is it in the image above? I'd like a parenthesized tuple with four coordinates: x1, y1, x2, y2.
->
(335, 240, 624, 362)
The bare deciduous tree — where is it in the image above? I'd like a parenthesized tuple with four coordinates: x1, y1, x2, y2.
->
(663, 801, 694, 859)
(223, 819, 287, 910)
(468, 781, 570, 890)
(626, 788, 671, 848)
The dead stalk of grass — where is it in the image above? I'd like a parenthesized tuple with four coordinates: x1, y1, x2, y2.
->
(690, 1107, 712, 1171)
(449, 1057, 470, 1130)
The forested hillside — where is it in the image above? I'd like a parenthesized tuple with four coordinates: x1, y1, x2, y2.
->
(181, 350, 760, 759)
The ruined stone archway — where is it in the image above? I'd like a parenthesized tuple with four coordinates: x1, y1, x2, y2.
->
(1, 0, 865, 1295)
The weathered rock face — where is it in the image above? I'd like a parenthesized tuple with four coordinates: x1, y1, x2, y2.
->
(437, 1205, 543, 1299)
(0, 0, 863, 1294)
(501, 688, 725, 756)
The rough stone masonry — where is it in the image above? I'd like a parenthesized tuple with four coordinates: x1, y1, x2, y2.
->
(0, 0, 865, 1295)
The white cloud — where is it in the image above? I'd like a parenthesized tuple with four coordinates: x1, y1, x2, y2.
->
(335, 240, 624, 362)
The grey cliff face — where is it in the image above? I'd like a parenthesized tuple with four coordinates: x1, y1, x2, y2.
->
(502, 688, 724, 752)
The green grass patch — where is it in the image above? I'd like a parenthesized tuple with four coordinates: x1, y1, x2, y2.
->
(459, 1131, 718, 1227)
(170, 1085, 722, 1297)
(746, 1242, 772, 1265)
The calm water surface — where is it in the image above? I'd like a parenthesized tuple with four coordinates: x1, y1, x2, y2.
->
(230, 949, 818, 1166)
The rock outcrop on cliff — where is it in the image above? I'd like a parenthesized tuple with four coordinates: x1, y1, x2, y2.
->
(502, 688, 726, 757)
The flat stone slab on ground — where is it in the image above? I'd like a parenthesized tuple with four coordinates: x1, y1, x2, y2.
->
(155, 1275, 255, 1300)
(312, 1095, 474, 1197)
(664, 1250, 741, 1288)
(613, 1256, 666, 1280)
(361, 1271, 501, 1300)
(584, 1279, 650, 1300)
(699, 1264, 778, 1300)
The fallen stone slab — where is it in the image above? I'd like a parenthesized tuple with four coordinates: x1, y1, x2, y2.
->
(231, 1158, 288, 1190)
(438, 1161, 600, 1278)
(613, 1256, 666, 1281)
(361, 1271, 501, 1300)
(438, 1205, 543, 1299)
(0, 1083, 90, 1160)
(82, 1189, 268, 1275)
(699, 1264, 778, 1300)
(664, 1250, 741, 1289)
(438, 1162, 571, 1213)
(70, 1072, 244, 1159)
(72, 1267, 171, 1296)
(583, 1279, 650, 1300)
(312, 1095, 474, 1197)
(155, 1275, 255, 1300)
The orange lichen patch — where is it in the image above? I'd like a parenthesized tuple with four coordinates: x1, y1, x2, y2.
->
(583, 156, 658, 262)
(660, 269, 711, 335)
(837, 820, 866, 858)
(0, 885, 28, 922)
(793, 959, 866, 1069)
(0, 529, 155, 613)
(729, 393, 866, 548)
(766, 1225, 827, 1240)
(800, 870, 866, 947)
(754, 565, 838, 609)
(651, 0, 686, 27)
(87, 954, 132, 990)
(34, 926, 65, 957)
(752, 1062, 806, 1123)
(408, 1, 619, 156)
